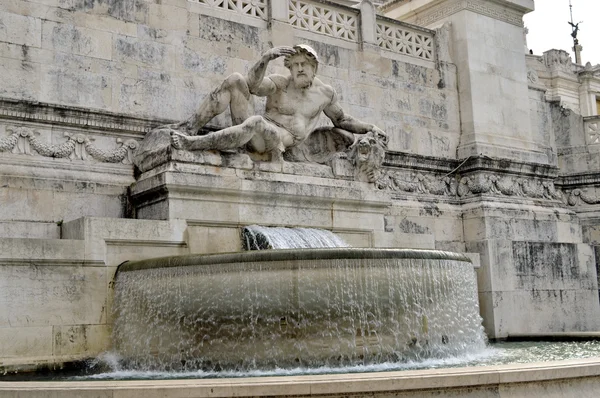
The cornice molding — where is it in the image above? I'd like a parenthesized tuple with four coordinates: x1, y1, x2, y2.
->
(0, 99, 167, 137)
(412, 0, 524, 27)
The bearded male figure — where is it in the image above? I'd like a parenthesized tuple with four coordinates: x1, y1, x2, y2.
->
(169, 44, 387, 162)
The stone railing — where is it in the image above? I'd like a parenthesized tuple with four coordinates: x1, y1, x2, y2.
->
(189, 0, 268, 20)
(288, 0, 359, 42)
(585, 116, 600, 145)
(190, 0, 436, 62)
(376, 16, 434, 61)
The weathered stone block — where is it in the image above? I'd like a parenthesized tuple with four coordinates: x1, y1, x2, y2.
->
(489, 289, 600, 337)
(0, 57, 41, 101)
(0, 264, 107, 328)
(40, 65, 111, 109)
(0, 11, 42, 48)
(148, 3, 188, 31)
(373, 231, 435, 249)
(113, 34, 173, 69)
(187, 225, 242, 254)
(42, 20, 112, 60)
(0, 326, 52, 359)
(53, 324, 110, 357)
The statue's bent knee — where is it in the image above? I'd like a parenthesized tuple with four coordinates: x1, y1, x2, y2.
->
(224, 72, 249, 94)
(244, 115, 266, 129)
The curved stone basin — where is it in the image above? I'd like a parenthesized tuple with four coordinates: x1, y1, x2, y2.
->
(113, 248, 485, 371)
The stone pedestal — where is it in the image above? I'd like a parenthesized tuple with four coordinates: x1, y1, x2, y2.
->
(130, 160, 395, 250)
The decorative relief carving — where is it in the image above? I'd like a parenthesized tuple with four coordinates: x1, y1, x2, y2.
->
(564, 189, 600, 206)
(191, 0, 267, 19)
(527, 68, 539, 85)
(414, 0, 524, 28)
(542, 49, 573, 73)
(465, 0, 522, 26)
(456, 175, 561, 200)
(376, 172, 457, 197)
(288, 0, 358, 42)
(348, 130, 388, 183)
(0, 129, 18, 152)
(586, 121, 600, 145)
(376, 20, 434, 61)
(0, 126, 139, 164)
(376, 170, 562, 202)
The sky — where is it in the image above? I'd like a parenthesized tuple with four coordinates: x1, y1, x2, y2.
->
(523, 0, 599, 65)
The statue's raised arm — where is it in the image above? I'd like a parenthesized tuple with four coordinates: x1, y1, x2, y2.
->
(246, 46, 296, 96)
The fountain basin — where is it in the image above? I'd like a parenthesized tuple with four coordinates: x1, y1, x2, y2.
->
(113, 248, 485, 372)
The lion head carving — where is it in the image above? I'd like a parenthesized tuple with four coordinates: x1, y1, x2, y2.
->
(349, 129, 388, 183)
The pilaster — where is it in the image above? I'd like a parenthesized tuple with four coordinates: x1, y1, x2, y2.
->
(383, 0, 544, 163)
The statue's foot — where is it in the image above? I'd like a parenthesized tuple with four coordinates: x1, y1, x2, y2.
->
(156, 120, 198, 137)
(170, 131, 190, 150)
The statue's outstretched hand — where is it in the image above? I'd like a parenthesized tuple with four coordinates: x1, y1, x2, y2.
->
(264, 46, 296, 61)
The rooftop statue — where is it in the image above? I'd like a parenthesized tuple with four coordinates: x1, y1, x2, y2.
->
(136, 45, 388, 182)
(568, 21, 580, 44)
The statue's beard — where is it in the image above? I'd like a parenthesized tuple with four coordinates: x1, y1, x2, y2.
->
(293, 74, 313, 89)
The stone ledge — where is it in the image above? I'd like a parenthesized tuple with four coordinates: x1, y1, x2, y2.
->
(0, 98, 164, 136)
(1, 359, 600, 397)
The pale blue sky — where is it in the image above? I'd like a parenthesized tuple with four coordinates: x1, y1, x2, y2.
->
(523, 0, 599, 65)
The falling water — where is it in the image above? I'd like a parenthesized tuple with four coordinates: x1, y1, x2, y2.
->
(242, 225, 350, 250)
(112, 249, 486, 372)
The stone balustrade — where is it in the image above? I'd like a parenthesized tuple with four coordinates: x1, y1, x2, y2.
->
(189, 0, 436, 62)
(190, 0, 268, 19)
(585, 116, 600, 145)
(376, 15, 434, 61)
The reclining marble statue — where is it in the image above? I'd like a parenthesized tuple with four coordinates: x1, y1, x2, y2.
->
(135, 44, 388, 182)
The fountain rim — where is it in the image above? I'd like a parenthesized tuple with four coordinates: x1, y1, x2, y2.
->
(2, 358, 600, 397)
(117, 248, 472, 273)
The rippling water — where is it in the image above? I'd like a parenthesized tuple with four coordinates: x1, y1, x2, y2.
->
(2, 340, 599, 381)
(71, 340, 600, 380)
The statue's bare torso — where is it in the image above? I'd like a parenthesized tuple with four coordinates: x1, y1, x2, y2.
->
(258, 74, 334, 149)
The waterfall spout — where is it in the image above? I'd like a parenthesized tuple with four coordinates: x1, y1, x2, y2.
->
(242, 225, 350, 250)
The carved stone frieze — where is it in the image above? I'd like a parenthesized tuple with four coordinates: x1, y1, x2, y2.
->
(376, 166, 564, 202)
(457, 174, 562, 200)
(412, 0, 525, 28)
(564, 189, 600, 206)
(375, 171, 457, 197)
(0, 99, 160, 135)
(0, 126, 139, 164)
(542, 49, 573, 73)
